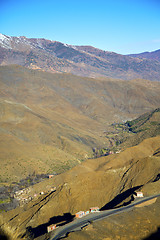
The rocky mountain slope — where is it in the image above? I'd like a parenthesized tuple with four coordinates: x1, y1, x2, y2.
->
(1, 33, 160, 81)
(1, 65, 160, 182)
(0, 135, 160, 239)
(129, 49, 160, 62)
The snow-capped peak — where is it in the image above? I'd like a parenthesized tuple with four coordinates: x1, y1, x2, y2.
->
(0, 33, 34, 50)
(0, 33, 7, 41)
(0, 33, 12, 40)
(0, 33, 12, 49)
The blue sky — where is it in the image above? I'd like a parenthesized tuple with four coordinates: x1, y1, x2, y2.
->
(0, 0, 160, 54)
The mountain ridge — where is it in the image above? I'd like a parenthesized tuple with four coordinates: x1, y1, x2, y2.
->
(128, 49, 160, 62)
(1, 33, 160, 81)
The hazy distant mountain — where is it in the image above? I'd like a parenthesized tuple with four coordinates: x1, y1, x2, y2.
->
(1, 33, 160, 81)
(128, 49, 160, 62)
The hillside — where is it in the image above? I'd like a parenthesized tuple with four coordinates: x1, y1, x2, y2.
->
(102, 108, 160, 153)
(1, 65, 160, 182)
(122, 108, 160, 148)
(129, 49, 160, 62)
(0, 135, 160, 239)
(1, 33, 160, 81)
(69, 197, 160, 240)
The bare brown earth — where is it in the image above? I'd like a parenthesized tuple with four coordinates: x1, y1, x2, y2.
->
(135, 197, 157, 207)
(0, 136, 160, 239)
(1, 65, 160, 182)
(69, 197, 160, 240)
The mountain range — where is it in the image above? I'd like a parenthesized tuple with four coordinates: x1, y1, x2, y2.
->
(1, 33, 160, 81)
(0, 33, 160, 240)
(129, 49, 160, 61)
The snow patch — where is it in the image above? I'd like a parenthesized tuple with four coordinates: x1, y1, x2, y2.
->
(36, 39, 45, 49)
(63, 43, 77, 49)
(0, 33, 12, 49)
(0, 33, 7, 41)
(63, 43, 70, 48)
(69, 45, 78, 50)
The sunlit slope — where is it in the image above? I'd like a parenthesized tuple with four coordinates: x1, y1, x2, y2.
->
(0, 65, 160, 182)
(69, 198, 160, 240)
(1, 65, 160, 122)
(0, 136, 160, 239)
(0, 99, 105, 182)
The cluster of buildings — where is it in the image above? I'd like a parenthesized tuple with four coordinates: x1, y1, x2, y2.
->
(14, 187, 32, 205)
(47, 207, 100, 233)
(75, 207, 100, 218)
(14, 186, 56, 206)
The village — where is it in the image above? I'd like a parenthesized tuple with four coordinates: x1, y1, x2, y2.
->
(14, 185, 56, 206)
(0, 173, 56, 212)
(13, 173, 57, 205)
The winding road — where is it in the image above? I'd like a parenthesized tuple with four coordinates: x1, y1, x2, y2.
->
(50, 194, 160, 240)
